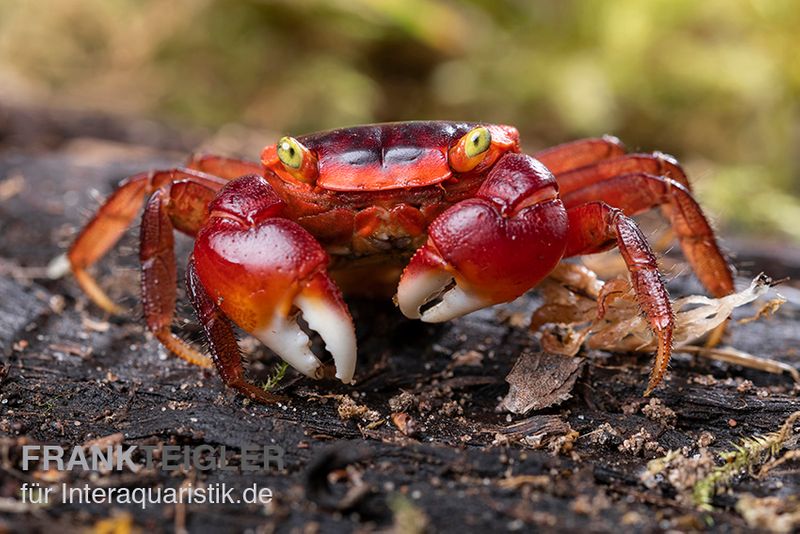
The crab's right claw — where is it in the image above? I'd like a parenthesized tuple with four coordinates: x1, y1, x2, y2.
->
(192, 175, 357, 383)
(397, 153, 569, 323)
(258, 268, 358, 384)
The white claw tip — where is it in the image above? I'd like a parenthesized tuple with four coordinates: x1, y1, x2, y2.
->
(419, 283, 494, 323)
(295, 292, 357, 384)
(47, 253, 71, 280)
(254, 316, 323, 379)
(396, 268, 453, 319)
(397, 268, 494, 323)
(253, 291, 357, 384)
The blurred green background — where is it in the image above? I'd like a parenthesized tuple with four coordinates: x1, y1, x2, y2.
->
(1, 0, 798, 240)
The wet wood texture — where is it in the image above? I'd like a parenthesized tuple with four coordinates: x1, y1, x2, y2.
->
(1, 107, 798, 532)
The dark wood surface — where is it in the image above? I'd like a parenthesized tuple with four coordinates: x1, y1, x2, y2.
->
(1, 109, 798, 532)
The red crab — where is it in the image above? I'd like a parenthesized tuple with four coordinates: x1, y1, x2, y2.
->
(66, 121, 734, 403)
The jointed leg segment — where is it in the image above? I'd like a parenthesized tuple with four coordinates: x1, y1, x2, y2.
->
(186, 259, 286, 403)
(552, 152, 692, 194)
(185, 154, 262, 179)
(139, 181, 221, 367)
(539, 138, 733, 298)
(564, 202, 674, 394)
(533, 135, 627, 174)
(560, 173, 733, 297)
(67, 168, 227, 313)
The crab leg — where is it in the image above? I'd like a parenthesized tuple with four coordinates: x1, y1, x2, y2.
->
(185, 259, 286, 403)
(139, 179, 221, 367)
(397, 153, 568, 322)
(185, 154, 262, 179)
(533, 135, 627, 174)
(564, 201, 674, 394)
(191, 175, 357, 385)
(67, 168, 226, 313)
(560, 173, 733, 297)
(553, 152, 693, 194)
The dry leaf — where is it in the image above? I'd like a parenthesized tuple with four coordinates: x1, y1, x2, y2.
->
(534, 273, 780, 356)
(501, 351, 584, 414)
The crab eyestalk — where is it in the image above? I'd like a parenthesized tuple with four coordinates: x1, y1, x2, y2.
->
(262, 136, 319, 186)
(448, 126, 492, 172)
(397, 153, 568, 322)
(448, 124, 521, 174)
(192, 176, 357, 383)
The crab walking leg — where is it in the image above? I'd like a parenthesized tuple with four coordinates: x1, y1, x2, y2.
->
(560, 173, 734, 298)
(139, 180, 221, 368)
(185, 259, 286, 403)
(533, 135, 627, 175)
(564, 202, 674, 395)
(185, 154, 262, 179)
(67, 168, 226, 313)
(191, 175, 357, 383)
(535, 141, 696, 233)
(553, 152, 693, 194)
(397, 153, 568, 322)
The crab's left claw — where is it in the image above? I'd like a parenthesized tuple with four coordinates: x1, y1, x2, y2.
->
(397, 153, 569, 322)
(397, 243, 495, 322)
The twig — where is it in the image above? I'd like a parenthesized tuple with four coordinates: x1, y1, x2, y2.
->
(678, 345, 800, 383)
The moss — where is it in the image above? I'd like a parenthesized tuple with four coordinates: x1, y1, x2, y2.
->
(261, 361, 289, 392)
(693, 411, 800, 510)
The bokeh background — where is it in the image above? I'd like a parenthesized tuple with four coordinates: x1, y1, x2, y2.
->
(1, 0, 798, 241)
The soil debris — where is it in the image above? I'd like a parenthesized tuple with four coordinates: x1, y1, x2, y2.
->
(388, 391, 416, 413)
(618, 428, 664, 457)
(736, 495, 800, 534)
(335, 395, 381, 422)
(641, 398, 677, 427)
(450, 349, 484, 367)
(499, 415, 577, 454)
(586, 423, 622, 448)
(696, 431, 716, 448)
(641, 448, 716, 505)
(391, 412, 417, 436)
(644, 411, 800, 511)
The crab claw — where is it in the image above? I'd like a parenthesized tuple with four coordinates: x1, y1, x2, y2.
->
(251, 270, 357, 383)
(193, 175, 357, 383)
(397, 244, 495, 322)
(397, 153, 568, 322)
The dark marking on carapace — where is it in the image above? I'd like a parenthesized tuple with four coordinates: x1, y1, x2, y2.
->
(300, 122, 478, 192)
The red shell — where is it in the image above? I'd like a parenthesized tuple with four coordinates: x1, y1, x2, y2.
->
(262, 121, 519, 192)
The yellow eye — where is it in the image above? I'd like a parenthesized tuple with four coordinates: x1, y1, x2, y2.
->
(277, 136, 304, 169)
(464, 127, 491, 158)
(449, 126, 495, 172)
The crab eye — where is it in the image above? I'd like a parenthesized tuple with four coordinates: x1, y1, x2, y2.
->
(272, 136, 318, 185)
(449, 126, 494, 172)
(277, 136, 304, 169)
(464, 127, 491, 158)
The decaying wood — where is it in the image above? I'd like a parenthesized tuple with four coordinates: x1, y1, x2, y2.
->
(1, 115, 799, 532)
